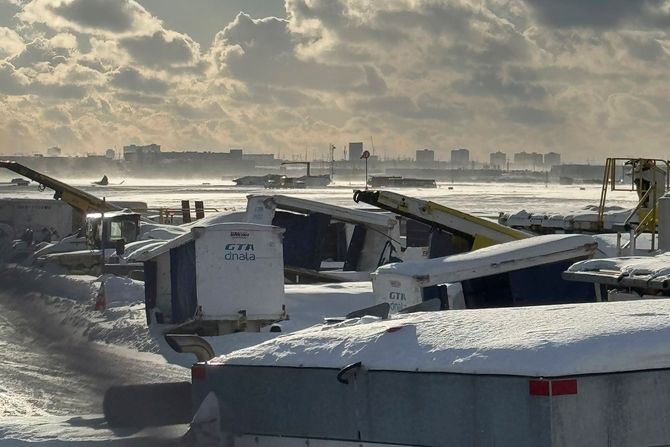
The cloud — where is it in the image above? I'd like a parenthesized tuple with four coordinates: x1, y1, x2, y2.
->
(210, 12, 383, 94)
(2, 0, 670, 160)
(0, 27, 25, 59)
(621, 33, 669, 62)
(504, 105, 564, 126)
(452, 70, 548, 101)
(19, 0, 162, 37)
(0, 61, 29, 94)
(41, 106, 71, 124)
(120, 30, 201, 68)
(9, 37, 71, 69)
(109, 66, 169, 94)
(523, 0, 670, 29)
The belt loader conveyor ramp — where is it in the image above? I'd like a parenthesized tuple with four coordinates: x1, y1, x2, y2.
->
(0, 160, 118, 214)
(353, 189, 529, 250)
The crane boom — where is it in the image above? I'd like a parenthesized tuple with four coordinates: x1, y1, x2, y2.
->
(0, 160, 119, 214)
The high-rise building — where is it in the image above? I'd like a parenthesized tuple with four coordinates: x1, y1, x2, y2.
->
(416, 149, 435, 164)
(489, 151, 506, 170)
(451, 148, 469, 167)
(514, 151, 543, 169)
(544, 152, 561, 167)
(349, 142, 363, 161)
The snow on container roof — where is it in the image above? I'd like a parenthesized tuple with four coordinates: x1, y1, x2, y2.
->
(568, 252, 670, 278)
(565, 252, 670, 290)
(248, 194, 397, 228)
(134, 222, 282, 262)
(373, 234, 596, 285)
(212, 299, 670, 377)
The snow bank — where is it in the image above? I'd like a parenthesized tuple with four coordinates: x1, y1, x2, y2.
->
(214, 299, 670, 377)
(1, 265, 143, 306)
(0, 265, 376, 365)
(0, 265, 157, 353)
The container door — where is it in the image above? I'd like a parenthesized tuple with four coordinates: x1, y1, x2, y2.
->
(170, 241, 197, 323)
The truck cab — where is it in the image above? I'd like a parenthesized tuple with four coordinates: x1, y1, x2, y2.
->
(85, 210, 141, 249)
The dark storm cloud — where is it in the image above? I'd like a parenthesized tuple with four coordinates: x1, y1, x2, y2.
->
(229, 83, 320, 107)
(353, 94, 471, 122)
(49, 0, 134, 33)
(504, 105, 564, 126)
(120, 30, 199, 68)
(9, 38, 70, 69)
(109, 67, 169, 94)
(452, 70, 548, 102)
(212, 13, 383, 94)
(114, 91, 164, 104)
(33, 82, 88, 99)
(0, 1, 20, 28)
(622, 34, 669, 62)
(524, 0, 670, 29)
(0, 62, 27, 95)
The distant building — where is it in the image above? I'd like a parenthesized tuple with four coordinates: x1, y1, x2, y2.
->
(416, 149, 435, 164)
(514, 151, 543, 169)
(46, 146, 61, 157)
(123, 143, 161, 163)
(489, 151, 506, 170)
(243, 153, 279, 167)
(451, 148, 469, 168)
(230, 149, 243, 159)
(544, 152, 561, 167)
(105, 149, 115, 159)
(349, 142, 363, 161)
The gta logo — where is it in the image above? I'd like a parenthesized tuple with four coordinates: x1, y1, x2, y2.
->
(224, 243, 256, 261)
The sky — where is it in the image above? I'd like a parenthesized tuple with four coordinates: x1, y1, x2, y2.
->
(1, 0, 670, 162)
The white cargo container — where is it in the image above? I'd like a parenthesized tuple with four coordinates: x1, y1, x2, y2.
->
(137, 222, 286, 335)
(372, 234, 599, 312)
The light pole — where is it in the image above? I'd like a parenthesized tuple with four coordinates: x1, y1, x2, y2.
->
(361, 150, 370, 190)
(330, 144, 335, 179)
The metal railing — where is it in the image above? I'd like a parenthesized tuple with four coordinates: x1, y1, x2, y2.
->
(599, 158, 670, 255)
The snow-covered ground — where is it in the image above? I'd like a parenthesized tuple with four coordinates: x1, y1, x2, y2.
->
(0, 266, 189, 445)
(0, 264, 374, 445)
(0, 180, 653, 445)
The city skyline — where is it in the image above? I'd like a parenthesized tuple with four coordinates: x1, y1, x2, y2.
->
(1, 1, 670, 161)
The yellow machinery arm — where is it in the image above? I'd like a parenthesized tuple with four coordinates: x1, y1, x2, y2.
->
(353, 189, 529, 250)
(0, 160, 119, 214)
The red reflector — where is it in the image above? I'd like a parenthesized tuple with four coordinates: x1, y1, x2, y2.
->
(551, 379, 578, 396)
(529, 379, 577, 396)
(529, 380, 550, 396)
(191, 365, 206, 381)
